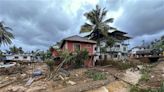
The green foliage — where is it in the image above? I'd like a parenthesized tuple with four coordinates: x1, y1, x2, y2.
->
(130, 85, 153, 92)
(130, 82, 164, 92)
(139, 72, 149, 82)
(8, 45, 24, 54)
(100, 60, 137, 70)
(74, 49, 89, 68)
(85, 70, 106, 81)
(59, 50, 70, 59)
(106, 37, 116, 48)
(139, 65, 151, 82)
(150, 35, 164, 52)
(59, 49, 89, 68)
(45, 59, 55, 71)
(0, 21, 14, 46)
(100, 47, 106, 53)
(80, 5, 117, 45)
(46, 50, 52, 58)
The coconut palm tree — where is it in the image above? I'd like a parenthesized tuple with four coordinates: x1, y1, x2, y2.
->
(0, 21, 14, 46)
(80, 5, 117, 61)
(80, 5, 116, 43)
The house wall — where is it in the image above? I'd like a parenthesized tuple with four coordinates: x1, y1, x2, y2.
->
(64, 41, 95, 54)
(61, 41, 96, 67)
(94, 41, 129, 61)
(129, 47, 147, 58)
(5, 55, 32, 61)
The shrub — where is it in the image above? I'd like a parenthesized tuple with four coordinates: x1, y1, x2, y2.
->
(74, 49, 89, 68)
(139, 65, 151, 82)
(130, 82, 164, 92)
(100, 60, 137, 70)
(139, 72, 149, 82)
(45, 59, 55, 72)
(85, 70, 106, 81)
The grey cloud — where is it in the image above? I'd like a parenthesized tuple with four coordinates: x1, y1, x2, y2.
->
(114, 0, 164, 37)
(0, 0, 79, 50)
(0, 0, 163, 50)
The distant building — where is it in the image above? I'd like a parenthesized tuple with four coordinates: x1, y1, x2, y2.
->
(2, 53, 42, 62)
(129, 46, 151, 58)
(52, 35, 97, 67)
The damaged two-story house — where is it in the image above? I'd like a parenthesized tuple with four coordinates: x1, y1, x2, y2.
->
(52, 35, 97, 67)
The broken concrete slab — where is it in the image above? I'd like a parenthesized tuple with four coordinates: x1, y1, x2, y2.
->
(67, 80, 76, 85)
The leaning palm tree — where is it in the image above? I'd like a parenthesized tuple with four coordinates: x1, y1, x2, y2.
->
(0, 21, 14, 46)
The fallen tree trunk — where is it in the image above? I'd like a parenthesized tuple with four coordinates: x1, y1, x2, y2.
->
(48, 56, 74, 80)
(55, 80, 110, 92)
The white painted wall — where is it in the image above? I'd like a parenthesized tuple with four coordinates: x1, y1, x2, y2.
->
(3, 54, 41, 62)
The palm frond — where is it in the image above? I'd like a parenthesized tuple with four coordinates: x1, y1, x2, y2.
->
(100, 8, 107, 21)
(80, 23, 93, 33)
(4, 27, 13, 31)
(104, 18, 114, 23)
(0, 21, 14, 46)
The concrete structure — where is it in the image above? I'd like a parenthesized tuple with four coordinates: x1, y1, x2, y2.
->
(87, 30, 131, 61)
(2, 53, 42, 62)
(129, 46, 150, 58)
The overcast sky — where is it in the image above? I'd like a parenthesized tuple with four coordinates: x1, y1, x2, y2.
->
(0, 0, 164, 51)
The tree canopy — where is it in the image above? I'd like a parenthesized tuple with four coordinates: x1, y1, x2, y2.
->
(80, 5, 116, 42)
(0, 21, 14, 46)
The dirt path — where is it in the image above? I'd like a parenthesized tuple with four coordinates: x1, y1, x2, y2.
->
(87, 67, 142, 92)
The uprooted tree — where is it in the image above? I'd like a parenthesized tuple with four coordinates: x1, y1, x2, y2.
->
(45, 49, 89, 80)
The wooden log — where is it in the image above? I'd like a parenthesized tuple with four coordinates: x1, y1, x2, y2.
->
(0, 80, 16, 89)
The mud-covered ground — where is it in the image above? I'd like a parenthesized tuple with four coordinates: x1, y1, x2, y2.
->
(1, 60, 164, 92)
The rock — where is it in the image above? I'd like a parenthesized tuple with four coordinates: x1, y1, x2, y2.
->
(59, 75, 65, 80)
(67, 80, 76, 85)
(86, 86, 108, 92)
(75, 74, 79, 77)
(151, 75, 155, 78)
(106, 81, 130, 92)
(137, 65, 143, 70)
(32, 69, 42, 77)
(21, 74, 26, 78)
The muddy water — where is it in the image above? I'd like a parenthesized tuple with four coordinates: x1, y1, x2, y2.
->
(87, 69, 142, 92)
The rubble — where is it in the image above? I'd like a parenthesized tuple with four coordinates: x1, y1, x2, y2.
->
(6, 85, 27, 92)
(67, 80, 76, 85)
(25, 77, 35, 86)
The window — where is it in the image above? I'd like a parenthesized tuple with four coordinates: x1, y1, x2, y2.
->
(104, 55, 107, 60)
(74, 43, 80, 51)
(15, 56, 19, 59)
(23, 56, 27, 59)
(87, 44, 92, 48)
(114, 54, 117, 58)
(115, 45, 120, 48)
(123, 47, 126, 51)
(99, 55, 102, 59)
(95, 47, 97, 50)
